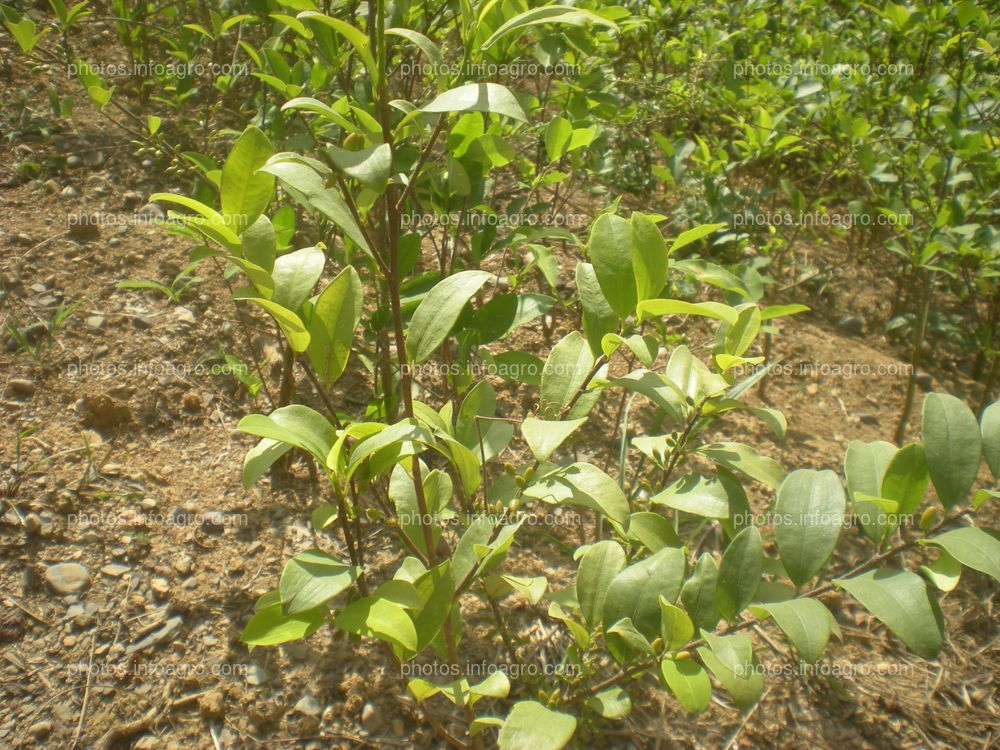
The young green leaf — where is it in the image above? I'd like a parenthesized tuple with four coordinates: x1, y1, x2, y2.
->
(576, 541, 626, 628)
(980, 400, 1000, 480)
(660, 656, 712, 713)
(773, 469, 846, 587)
(631, 213, 667, 303)
(481, 6, 617, 50)
(539, 331, 595, 418)
(305, 265, 363, 385)
(520, 417, 586, 462)
(920, 527, 1000, 584)
(576, 262, 618, 356)
(716, 526, 763, 619)
(406, 270, 491, 363)
(423, 83, 527, 122)
(697, 631, 763, 710)
(681, 553, 721, 631)
(922, 393, 981, 509)
(602, 546, 686, 640)
(756, 598, 832, 663)
(497, 701, 577, 750)
(242, 603, 324, 647)
(545, 116, 573, 162)
(279, 549, 358, 614)
(220, 126, 274, 233)
(880, 443, 929, 516)
(586, 687, 632, 719)
(659, 598, 695, 650)
(834, 568, 944, 659)
(588, 213, 636, 318)
(271, 245, 325, 311)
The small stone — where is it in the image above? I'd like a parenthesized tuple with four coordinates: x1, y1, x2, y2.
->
(245, 664, 268, 686)
(42, 179, 60, 193)
(151, 578, 170, 598)
(84, 151, 105, 168)
(835, 315, 864, 337)
(86, 315, 105, 331)
(173, 554, 193, 576)
(4, 378, 36, 398)
(67, 213, 101, 242)
(28, 720, 53, 739)
(138, 203, 164, 223)
(61, 185, 79, 198)
(44, 563, 90, 594)
(856, 413, 880, 426)
(361, 702, 382, 733)
(806, 383, 819, 395)
(63, 635, 77, 648)
(132, 314, 154, 330)
(14, 232, 34, 246)
(198, 689, 225, 718)
(140, 498, 157, 510)
(125, 616, 183, 655)
(101, 563, 131, 578)
(66, 155, 82, 168)
(295, 693, 322, 718)
(915, 371, 933, 391)
(133, 736, 159, 750)
(24, 513, 43, 535)
(200, 510, 226, 535)
(181, 390, 203, 413)
(122, 190, 145, 210)
(173, 306, 197, 325)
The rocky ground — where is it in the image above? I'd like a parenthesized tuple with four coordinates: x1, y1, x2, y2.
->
(1, 33, 998, 750)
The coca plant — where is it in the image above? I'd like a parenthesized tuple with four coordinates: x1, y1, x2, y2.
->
(142, 3, 1000, 749)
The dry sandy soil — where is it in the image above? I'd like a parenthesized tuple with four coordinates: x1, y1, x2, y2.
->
(1, 26, 998, 750)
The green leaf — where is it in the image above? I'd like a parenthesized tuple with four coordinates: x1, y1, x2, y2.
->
(716, 526, 763, 619)
(521, 417, 586, 462)
(587, 687, 631, 719)
(834, 569, 944, 659)
(498, 701, 576, 750)
(334, 597, 418, 653)
(625, 511, 681, 551)
(150, 193, 240, 248)
(242, 438, 292, 489)
(242, 603, 324, 647)
(423, 83, 527, 122)
(306, 266, 363, 384)
(220, 127, 274, 233)
(523, 462, 629, 524)
(681, 553, 721, 631)
(406, 270, 491, 363)
(845, 440, 897, 501)
(237, 404, 335, 464)
(756, 598, 832, 663)
(665, 345, 729, 401)
(297, 12, 376, 73)
(575, 262, 618, 356)
(539, 331, 594, 418)
(698, 631, 764, 710)
(980, 400, 1000, 480)
(921, 527, 1000, 584)
(259, 157, 371, 256)
(669, 223, 727, 254)
(922, 393, 982, 509)
(659, 598, 695, 650)
(545, 116, 573, 162)
(773, 469, 846, 587)
(920, 549, 962, 592)
(271, 245, 324, 311)
(603, 546, 686, 640)
(636, 298, 738, 325)
(243, 297, 310, 352)
(279, 549, 358, 614)
(660, 657, 711, 713)
(880, 444, 929, 516)
(326, 142, 391, 192)
(632, 213, 667, 303)
(481, 5, 616, 50)
(241, 215, 277, 272)
(588, 213, 636, 318)
(651, 473, 731, 519)
(698, 443, 786, 489)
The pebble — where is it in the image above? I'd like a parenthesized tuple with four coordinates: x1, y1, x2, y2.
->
(200, 510, 226, 535)
(4, 378, 36, 398)
(140, 498, 157, 510)
(86, 315, 105, 331)
(27, 720, 53, 739)
(13, 232, 34, 246)
(61, 185, 79, 198)
(151, 578, 170, 597)
(361, 702, 382, 733)
(132, 314, 154, 330)
(79, 393, 131, 429)
(101, 563, 131, 578)
(198, 689, 225, 718)
(173, 306, 197, 325)
(24, 513, 43, 535)
(126, 616, 183, 655)
(245, 664, 268, 686)
(173, 554, 193, 576)
(835, 315, 864, 336)
(122, 190, 145, 210)
(42, 178, 60, 193)
(295, 693, 322, 718)
(44, 563, 90, 594)
(856, 413, 880, 426)
(66, 155, 82, 168)
(138, 203, 164, 222)
(133, 736, 159, 750)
